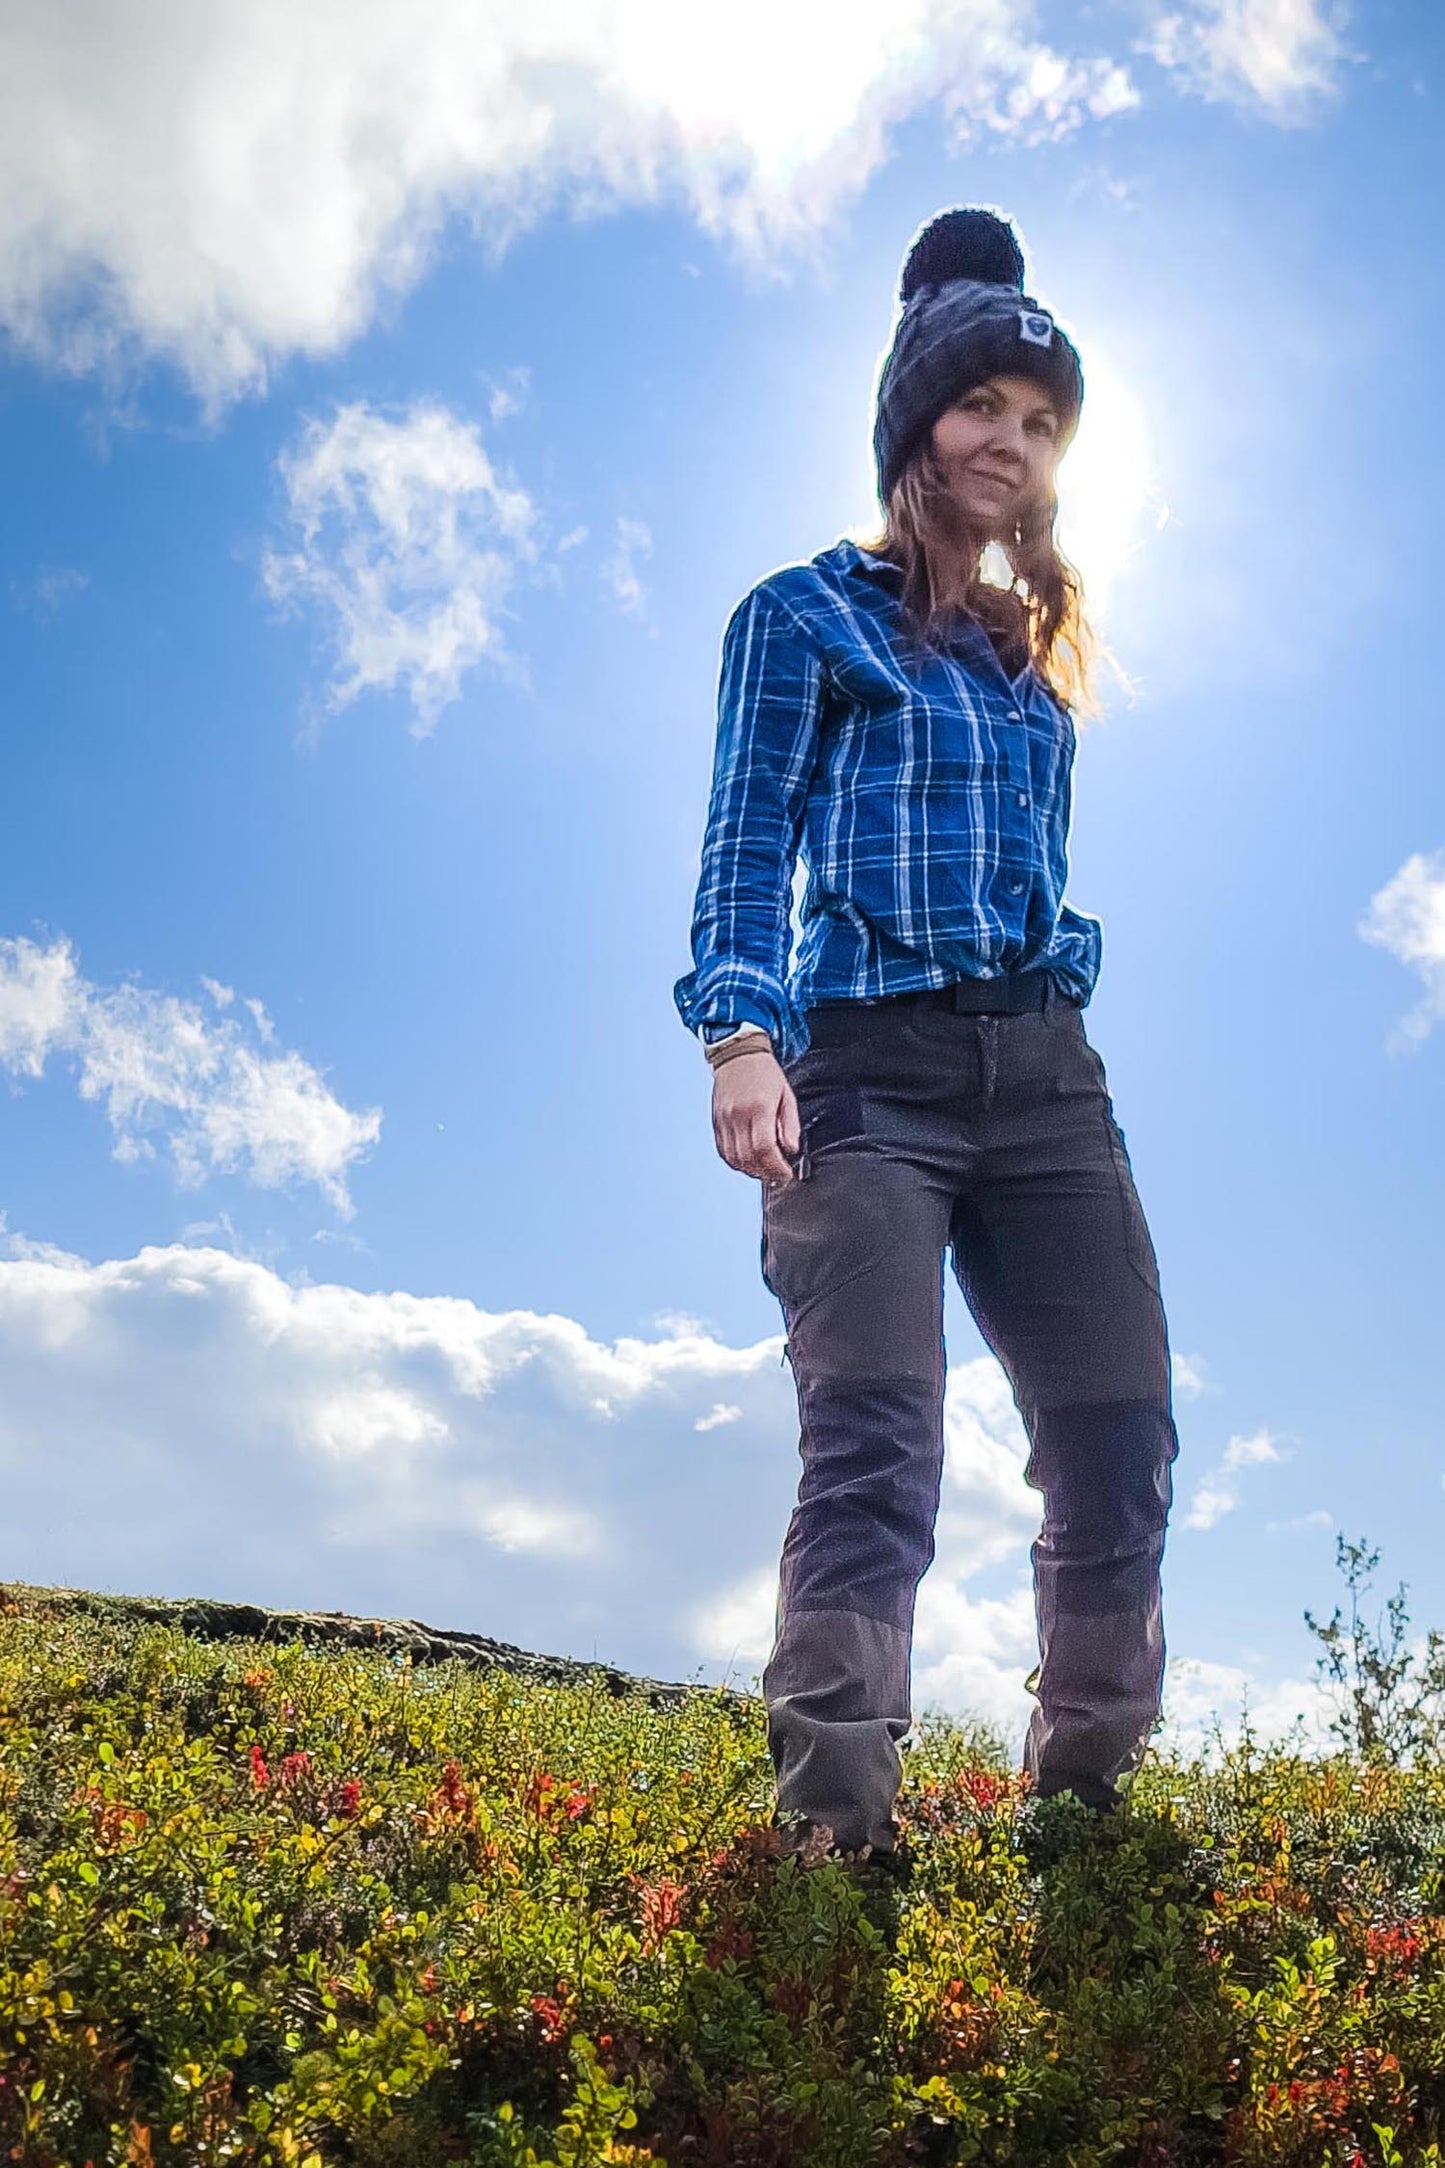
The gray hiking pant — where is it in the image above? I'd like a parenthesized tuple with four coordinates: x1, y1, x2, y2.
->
(759, 979, 1179, 1851)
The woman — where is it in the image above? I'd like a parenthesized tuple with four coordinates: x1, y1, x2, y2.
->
(674, 207, 1179, 1865)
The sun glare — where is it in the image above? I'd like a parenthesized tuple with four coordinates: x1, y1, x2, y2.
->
(1055, 348, 1161, 613)
(844, 344, 1161, 616)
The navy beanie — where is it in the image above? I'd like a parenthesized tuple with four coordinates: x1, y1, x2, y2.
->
(872, 207, 1084, 506)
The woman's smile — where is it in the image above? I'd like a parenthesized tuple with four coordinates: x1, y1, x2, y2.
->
(929, 372, 1062, 537)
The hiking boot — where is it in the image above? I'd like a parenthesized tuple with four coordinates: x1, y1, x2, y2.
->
(851, 1848, 911, 1954)
(770, 1816, 914, 1949)
(1012, 1786, 1117, 1874)
(770, 1812, 913, 1876)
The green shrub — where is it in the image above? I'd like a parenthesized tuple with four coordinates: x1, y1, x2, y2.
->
(3, 1547, 1445, 2166)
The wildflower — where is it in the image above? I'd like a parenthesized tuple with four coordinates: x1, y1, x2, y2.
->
(432, 1758, 471, 1819)
(81, 1785, 148, 1849)
(524, 1770, 556, 1817)
(100, 1800, 147, 1846)
(522, 1769, 594, 1822)
(277, 1751, 313, 1789)
(957, 1768, 1002, 1812)
(639, 1879, 685, 1951)
(418, 1965, 439, 1994)
(249, 1744, 270, 1790)
(1365, 1922, 1423, 1968)
(530, 1993, 568, 2045)
(938, 1978, 994, 2067)
(335, 1779, 363, 1820)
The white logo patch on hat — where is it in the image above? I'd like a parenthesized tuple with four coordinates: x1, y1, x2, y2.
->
(1018, 310, 1054, 347)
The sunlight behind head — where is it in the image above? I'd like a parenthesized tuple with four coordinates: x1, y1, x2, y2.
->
(846, 342, 1159, 628)
(1054, 347, 1160, 614)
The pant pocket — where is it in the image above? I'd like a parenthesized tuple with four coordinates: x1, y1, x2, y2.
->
(786, 1043, 871, 1170)
(1075, 1027, 1162, 1297)
(1104, 1113, 1163, 1295)
(798, 1077, 869, 1159)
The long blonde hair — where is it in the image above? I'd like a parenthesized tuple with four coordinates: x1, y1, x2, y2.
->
(859, 441, 1096, 715)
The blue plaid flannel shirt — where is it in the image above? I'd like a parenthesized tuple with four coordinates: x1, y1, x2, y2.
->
(674, 537, 1103, 1067)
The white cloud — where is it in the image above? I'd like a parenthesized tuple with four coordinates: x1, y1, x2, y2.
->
(1140, 0, 1350, 120)
(694, 1402, 742, 1432)
(1171, 1350, 1210, 1400)
(692, 1565, 781, 1685)
(485, 366, 531, 424)
(977, 49, 1140, 138)
(1222, 1428, 1285, 1471)
(0, 1213, 87, 1272)
(1183, 1424, 1286, 1531)
(0, 1, 1165, 404)
(1359, 850, 1445, 1051)
(0, 1247, 1049, 1733)
(9, 564, 89, 619)
(263, 400, 536, 731)
(600, 515, 654, 621)
(482, 1498, 600, 1558)
(0, 933, 74, 1075)
(0, 935, 379, 1212)
(0, 1237, 1333, 1757)
(0, 1241, 803, 1682)
(1152, 1653, 1337, 1765)
(912, 1581, 1043, 1744)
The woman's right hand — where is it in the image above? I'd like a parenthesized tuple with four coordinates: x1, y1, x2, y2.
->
(711, 1046, 802, 1184)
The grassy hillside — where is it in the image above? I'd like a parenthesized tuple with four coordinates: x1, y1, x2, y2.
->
(3, 1576, 1445, 2167)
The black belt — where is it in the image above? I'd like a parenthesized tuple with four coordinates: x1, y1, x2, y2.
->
(810, 968, 1066, 1019)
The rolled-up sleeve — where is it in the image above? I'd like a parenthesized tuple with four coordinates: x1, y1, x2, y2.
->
(673, 582, 824, 1064)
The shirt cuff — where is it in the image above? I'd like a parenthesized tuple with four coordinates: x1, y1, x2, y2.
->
(700, 1020, 771, 1048)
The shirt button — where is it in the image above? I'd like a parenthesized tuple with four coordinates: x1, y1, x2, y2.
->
(1007, 708, 1022, 722)
(1007, 878, 1024, 894)
(1016, 790, 1028, 807)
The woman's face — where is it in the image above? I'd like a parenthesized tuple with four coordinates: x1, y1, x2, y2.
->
(928, 373, 1062, 536)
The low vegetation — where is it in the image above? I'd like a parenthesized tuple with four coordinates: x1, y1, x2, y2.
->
(4, 1538, 1445, 2166)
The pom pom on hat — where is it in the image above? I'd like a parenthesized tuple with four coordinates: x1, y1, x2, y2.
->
(899, 207, 1025, 304)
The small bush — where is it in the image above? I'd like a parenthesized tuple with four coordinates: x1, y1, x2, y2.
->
(3, 1548, 1445, 2165)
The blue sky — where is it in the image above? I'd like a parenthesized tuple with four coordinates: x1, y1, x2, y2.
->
(1, 0, 1441, 1762)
